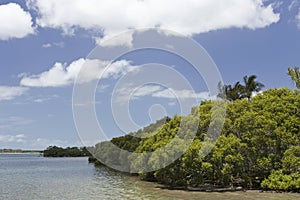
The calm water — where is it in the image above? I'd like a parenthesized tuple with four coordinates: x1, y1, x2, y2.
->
(0, 154, 299, 200)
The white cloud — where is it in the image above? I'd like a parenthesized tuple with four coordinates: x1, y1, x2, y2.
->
(0, 135, 81, 149)
(27, 0, 280, 41)
(132, 85, 164, 98)
(0, 86, 28, 101)
(0, 134, 26, 143)
(20, 58, 139, 87)
(42, 43, 52, 48)
(31, 138, 81, 149)
(116, 84, 212, 103)
(0, 3, 34, 40)
(34, 98, 50, 103)
(94, 33, 133, 47)
(42, 41, 64, 48)
(297, 11, 300, 29)
(20, 59, 84, 87)
(252, 91, 263, 97)
(152, 89, 211, 100)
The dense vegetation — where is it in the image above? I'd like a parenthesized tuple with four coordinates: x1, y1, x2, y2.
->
(43, 146, 91, 157)
(90, 117, 171, 166)
(288, 67, 300, 89)
(0, 149, 42, 153)
(90, 72, 300, 192)
(218, 75, 264, 101)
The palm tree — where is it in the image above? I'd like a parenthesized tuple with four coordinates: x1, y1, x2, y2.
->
(288, 67, 300, 89)
(218, 75, 264, 101)
(218, 82, 244, 101)
(228, 82, 244, 101)
(242, 75, 264, 99)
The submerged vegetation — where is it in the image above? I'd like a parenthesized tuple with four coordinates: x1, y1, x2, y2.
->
(90, 74, 300, 192)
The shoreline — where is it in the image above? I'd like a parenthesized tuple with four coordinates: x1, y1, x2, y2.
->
(91, 163, 300, 194)
(0, 152, 42, 154)
(149, 181, 300, 195)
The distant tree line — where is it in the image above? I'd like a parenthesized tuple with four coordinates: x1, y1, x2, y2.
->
(0, 149, 42, 153)
(43, 146, 92, 157)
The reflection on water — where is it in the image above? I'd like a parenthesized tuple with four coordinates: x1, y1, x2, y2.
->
(0, 154, 299, 200)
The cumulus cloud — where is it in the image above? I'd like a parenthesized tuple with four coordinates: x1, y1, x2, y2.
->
(27, 0, 280, 41)
(20, 59, 84, 87)
(0, 134, 26, 143)
(94, 33, 133, 47)
(0, 3, 34, 40)
(0, 86, 28, 101)
(20, 58, 139, 87)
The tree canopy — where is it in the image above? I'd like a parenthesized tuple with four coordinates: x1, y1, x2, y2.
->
(43, 146, 91, 157)
(218, 75, 264, 101)
(91, 87, 300, 192)
(288, 67, 300, 89)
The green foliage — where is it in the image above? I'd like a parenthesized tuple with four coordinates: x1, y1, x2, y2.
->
(282, 146, 300, 173)
(262, 146, 300, 191)
(92, 88, 300, 190)
(288, 67, 300, 89)
(0, 149, 42, 153)
(210, 134, 247, 186)
(43, 146, 91, 157)
(242, 75, 265, 99)
(218, 81, 244, 101)
(261, 170, 300, 191)
(92, 117, 171, 169)
(218, 75, 264, 101)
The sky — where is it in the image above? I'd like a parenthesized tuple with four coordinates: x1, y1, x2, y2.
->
(0, 0, 299, 150)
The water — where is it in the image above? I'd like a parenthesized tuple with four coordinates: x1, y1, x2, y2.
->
(0, 154, 299, 200)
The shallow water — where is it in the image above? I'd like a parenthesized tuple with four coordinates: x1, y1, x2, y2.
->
(0, 154, 299, 200)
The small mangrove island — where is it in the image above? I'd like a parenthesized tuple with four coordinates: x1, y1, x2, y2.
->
(43, 146, 92, 157)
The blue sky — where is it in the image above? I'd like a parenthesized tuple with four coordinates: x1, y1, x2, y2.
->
(0, 0, 299, 150)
